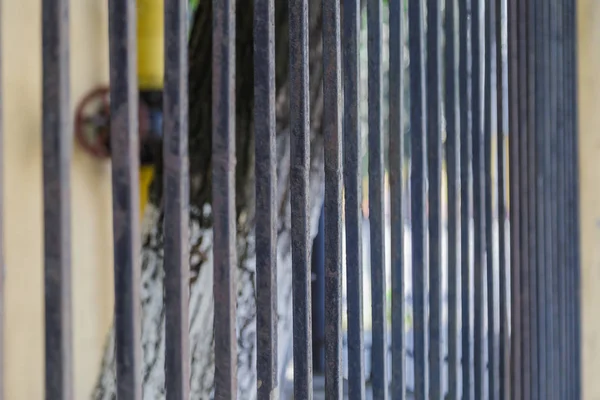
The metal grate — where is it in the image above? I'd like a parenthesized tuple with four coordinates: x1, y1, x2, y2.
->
(25, 0, 586, 398)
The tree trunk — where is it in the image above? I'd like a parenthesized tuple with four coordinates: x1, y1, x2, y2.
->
(93, 0, 325, 398)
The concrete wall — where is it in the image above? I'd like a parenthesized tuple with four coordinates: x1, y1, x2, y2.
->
(2, 0, 114, 398)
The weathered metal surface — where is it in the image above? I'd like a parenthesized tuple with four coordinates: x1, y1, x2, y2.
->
(342, 0, 366, 397)
(408, 0, 427, 397)
(212, 0, 238, 398)
(108, 0, 142, 397)
(389, 0, 405, 397)
(42, 0, 73, 397)
(289, 0, 313, 397)
(163, 0, 191, 397)
(254, 0, 278, 398)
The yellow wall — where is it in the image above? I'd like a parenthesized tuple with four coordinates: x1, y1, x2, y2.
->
(2, 0, 114, 398)
(578, 0, 600, 398)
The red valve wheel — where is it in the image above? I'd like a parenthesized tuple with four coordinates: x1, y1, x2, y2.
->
(74, 86, 151, 160)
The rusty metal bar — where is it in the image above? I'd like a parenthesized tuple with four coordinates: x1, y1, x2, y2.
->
(163, 0, 190, 397)
(322, 0, 343, 396)
(458, 0, 473, 397)
(289, 0, 313, 396)
(254, 0, 278, 398)
(408, 0, 427, 396)
(342, 0, 366, 397)
(42, 0, 73, 397)
(389, 0, 405, 397)
(212, 0, 238, 398)
(444, 0, 460, 397)
(107, 0, 142, 397)
(367, 0, 387, 398)
(495, 0, 509, 397)
(426, 0, 443, 395)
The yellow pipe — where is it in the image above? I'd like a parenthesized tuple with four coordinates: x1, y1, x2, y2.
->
(136, 0, 164, 219)
(137, 0, 164, 90)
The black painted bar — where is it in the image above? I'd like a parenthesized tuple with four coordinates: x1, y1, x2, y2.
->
(254, 0, 278, 398)
(408, 0, 428, 396)
(322, 0, 343, 396)
(495, 0, 509, 397)
(426, 0, 442, 396)
(163, 0, 191, 398)
(483, 0, 497, 397)
(342, 0, 366, 397)
(388, 0, 405, 397)
(42, 0, 73, 397)
(507, 0, 522, 396)
(471, 0, 485, 396)
(212, 0, 238, 397)
(289, 0, 313, 396)
(517, 0, 532, 396)
(367, 0, 387, 397)
(458, 0, 473, 397)
(108, 0, 142, 397)
(444, 0, 460, 397)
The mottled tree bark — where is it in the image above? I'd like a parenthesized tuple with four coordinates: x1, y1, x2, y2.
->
(93, 0, 325, 398)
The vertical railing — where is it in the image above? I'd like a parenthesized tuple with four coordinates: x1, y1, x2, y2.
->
(343, 0, 367, 397)
(8, 0, 582, 398)
(42, 0, 73, 398)
(163, 0, 191, 397)
(107, 0, 142, 398)
(289, 0, 313, 398)
(254, 0, 278, 398)
(212, 0, 238, 397)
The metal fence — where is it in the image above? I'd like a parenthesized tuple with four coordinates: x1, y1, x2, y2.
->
(18, 0, 580, 398)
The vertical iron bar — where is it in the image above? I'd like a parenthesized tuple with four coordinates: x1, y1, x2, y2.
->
(389, 0, 405, 397)
(163, 0, 191, 397)
(470, 0, 485, 396)
(484, 0, 497, 397)
(555, 0, 567, 395)
(444, 0, 461, 397)
(525, 0, 540, 394)
(495, 0, 509, 396)
(254, 0, 278, 397)
(408, 0, 428, 396)
(570, 0, 581, 394)
(342, 0, 366, 396)
(427, 0, 443, 396)
(507, 0, 522, 396)
(108, 0, 142, 397)
(549, 0, 561, 396)
(42, 0, 73, 397)
(212, 0, 237, 397)
(517, 0, 532, 396)
(367, 0, 387, 397)
(289, 0, 313, 396)
(534, 0, 547, 397)
(458, 0, 473, 397)
(322, 0, 343, 396)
